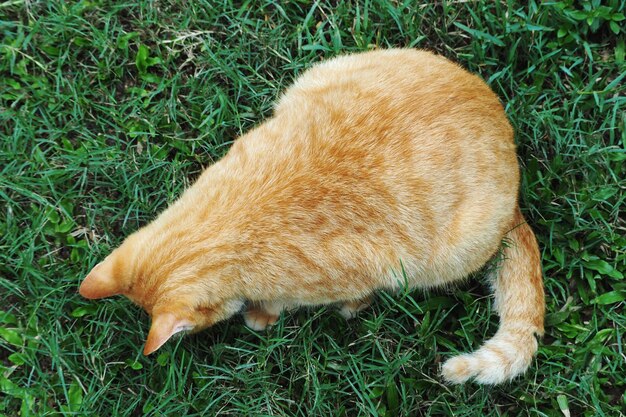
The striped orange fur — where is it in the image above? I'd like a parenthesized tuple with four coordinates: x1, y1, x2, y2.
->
(79, 49, 545, 384)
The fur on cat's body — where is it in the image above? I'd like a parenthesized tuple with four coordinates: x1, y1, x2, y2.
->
(80, 49, 545, 385)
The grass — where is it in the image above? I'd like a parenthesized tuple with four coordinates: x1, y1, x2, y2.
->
(1, 0, 625, 415)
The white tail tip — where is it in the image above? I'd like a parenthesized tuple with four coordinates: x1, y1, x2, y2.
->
(441, 330, 538, 385)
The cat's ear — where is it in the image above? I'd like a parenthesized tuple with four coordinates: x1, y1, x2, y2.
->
(79, 261, 121, 299)
(143, 312, 194, 355)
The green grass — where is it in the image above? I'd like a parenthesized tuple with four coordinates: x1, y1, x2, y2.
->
(1, 0, 625, 415)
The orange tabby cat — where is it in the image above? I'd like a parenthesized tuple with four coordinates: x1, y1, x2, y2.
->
(79, 49, 544, 384)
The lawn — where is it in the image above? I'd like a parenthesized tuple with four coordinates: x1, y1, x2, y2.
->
(1, 0, 625, 416)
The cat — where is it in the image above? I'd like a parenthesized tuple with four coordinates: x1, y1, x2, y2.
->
(79, 48, 544, 385)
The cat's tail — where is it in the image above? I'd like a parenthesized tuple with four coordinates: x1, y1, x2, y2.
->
(441, 207, 545, 384)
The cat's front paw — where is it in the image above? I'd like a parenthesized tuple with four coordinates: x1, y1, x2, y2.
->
(243, 307, 279, 331)
(338, 296, 372, 319)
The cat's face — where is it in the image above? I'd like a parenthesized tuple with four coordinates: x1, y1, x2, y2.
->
(78, 236, 243, 355)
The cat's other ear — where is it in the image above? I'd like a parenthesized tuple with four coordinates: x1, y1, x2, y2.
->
(143, 312, 194, 355)
(79, 260, 121, 299)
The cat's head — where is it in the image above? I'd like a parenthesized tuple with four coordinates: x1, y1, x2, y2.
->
(78, 232, 243, 355)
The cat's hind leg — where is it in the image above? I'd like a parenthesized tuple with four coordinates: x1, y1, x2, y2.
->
(338, 295, 373, 319)
(243, 301, 284, 331)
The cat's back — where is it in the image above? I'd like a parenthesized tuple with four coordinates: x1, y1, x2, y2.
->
(185, 49, 520, 288)
(275, 49, 511, 141)
(268, 48, 518, 206)
(217, 49, 518, 283)
(269, 49, 517, 184)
